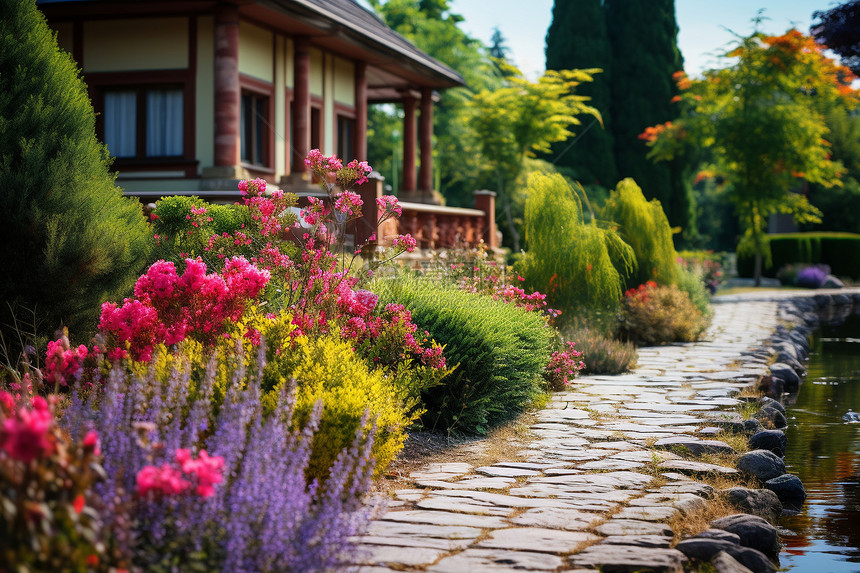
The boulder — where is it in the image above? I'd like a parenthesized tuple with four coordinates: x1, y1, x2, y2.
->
(788, 330, 810, 352)
(757, 375, 784, 400)
(743, 419, 762, 434)
(748, 430, 787, 457)
(722, 487, 783, 521)
(695, 529, 741, 544)
(711, 551, 754, 573)
(764, 474, 806, 510)
(710, 514, 780, 560)
(675, 538, 736, 561)
(754, 406, 787, 430)
(769, 363, 801, 394)
(759, 397, 786, 416)
(723, 546, 777, 573)
(737, 450, 786, 482)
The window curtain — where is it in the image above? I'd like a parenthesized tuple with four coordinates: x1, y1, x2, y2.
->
(146, 89, 183, 157)
(104, 90, 136, 157)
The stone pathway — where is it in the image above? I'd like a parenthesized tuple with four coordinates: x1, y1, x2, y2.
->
(347, 294, 821, 572)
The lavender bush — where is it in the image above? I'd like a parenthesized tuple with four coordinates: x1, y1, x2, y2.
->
(63, 347, 376, 572)
(796, 265, 830, 289)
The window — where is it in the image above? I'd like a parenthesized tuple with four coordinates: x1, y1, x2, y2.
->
(337, 115, 355, 161)
(310, 106, 322, 152)
(241, 91, 269, 166)
(102, 87, 183, 159)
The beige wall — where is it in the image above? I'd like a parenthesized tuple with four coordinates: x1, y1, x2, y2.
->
(333, 57, 355, 107)
(285, 38, 294, 89)
(274, 35, 286, 178)
(83, 18, 188, 72)
(309, 48, 323, 97)
(323, 53, 335, 156)
(196, 16, 215, 174)
(238, 21, 273, 83)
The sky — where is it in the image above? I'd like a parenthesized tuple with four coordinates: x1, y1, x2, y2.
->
(447, 0, 827, 79)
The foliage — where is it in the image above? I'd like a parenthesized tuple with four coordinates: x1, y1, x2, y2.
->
(644, 27, 856, 284)
(466, 66, 601, 251)
(0, 0, 151, 357)
(260, 332, 422, 480)
(736, 232, 860, 280)
(374, 276, 554, 435)
(518, 172, 635, 323)
(605, 0, 695, 243)
(812, 1, 860, 75)
(675, 264, 713, 318)
(678, 250, 724, 293)
(601, 177, 679, 290)
(1, 393, 105, 572)
(618, 282, 709, 345)
(560, 325, 638, 375)
(61, 353, 375, 572)
(544, 0, 617, 188)
(785, 264, 831, 288)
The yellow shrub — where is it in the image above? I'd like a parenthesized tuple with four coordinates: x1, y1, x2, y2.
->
(262, 333, 417, 481)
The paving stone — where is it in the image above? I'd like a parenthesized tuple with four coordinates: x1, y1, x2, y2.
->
(494, 461, 571, 470)
(394, 489, 426, 501)
(595, 519, 674, 536)
(629, 492, 708, 514)
(475, 465, 541, 477)
(589, 440, 643, 451)
(477, 527, 598, 553)
(353, 535, 472, 551)
(356, 544, 449, 567)
(600, 535, 673, 548)
(426, 548, 563, 572)
(658, 459, 739, 475)
(364, 521, 483, 540)
(654, 436, 736, 456)
(610, 450, 681, 463)
(382, 510, 508, 529)
(354, 567, 404, 573)
(508, 507, 603, 530)
(415, 477, 515, 490)
(577, 459, 645, 471)
(416, 497, 512, 516)
(569, 545, 687, 573)
(613, 505, 680, 522)
(430, 489, 594, 510)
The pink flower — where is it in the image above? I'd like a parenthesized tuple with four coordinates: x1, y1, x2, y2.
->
(83, 430, 101, 456)
(0, 400, 54, 463)
(136, 464, 189, 497)
(376, 195, 402, 218)
(43, 337, 88, 387)
(393, 234, 417, 253)
(334, 191, 363, 216)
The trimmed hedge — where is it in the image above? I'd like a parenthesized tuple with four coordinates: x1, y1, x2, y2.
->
(737, 232, 860, 280)
(374, 277, 554, 435)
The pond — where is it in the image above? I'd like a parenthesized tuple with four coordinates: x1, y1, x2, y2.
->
(780, 312, 860, 572)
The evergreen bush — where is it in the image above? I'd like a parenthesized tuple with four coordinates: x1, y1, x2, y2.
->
(517, 172, 635, 322)
(618, 282, 708, 345)
(561, 325, 638, 375)
(601, 178, 679, 290)
(736, 232, 860, 280)
(374, 276, 554, 435)
(0, 0, 150, 355)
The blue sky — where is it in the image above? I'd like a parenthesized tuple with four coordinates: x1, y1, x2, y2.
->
(449, 0, 825, 78)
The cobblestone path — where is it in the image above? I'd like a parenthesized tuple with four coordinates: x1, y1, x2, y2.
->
(350, 297, 786, 572)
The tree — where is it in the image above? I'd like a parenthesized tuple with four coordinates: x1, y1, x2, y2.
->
(605, 0, 695, 243)
(812, 1, 860, 74)
(544, 0, 617, 188)
(466, 67, 601, 252)
(0, 0, 151, 359)
(643, 27, 856, 285)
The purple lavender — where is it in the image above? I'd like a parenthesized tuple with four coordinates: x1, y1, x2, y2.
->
(62, 347, 377, 572)
(796, 265, 829, 288)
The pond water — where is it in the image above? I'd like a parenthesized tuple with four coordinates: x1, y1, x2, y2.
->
(781, 312, 860, 572)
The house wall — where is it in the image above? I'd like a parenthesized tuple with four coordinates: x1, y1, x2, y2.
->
(83, 18, 188, 72)
(334, 57, 355, 107)
(238, 21, 273, 83)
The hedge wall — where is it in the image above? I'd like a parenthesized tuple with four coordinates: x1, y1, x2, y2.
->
(736, 232, 860, 279)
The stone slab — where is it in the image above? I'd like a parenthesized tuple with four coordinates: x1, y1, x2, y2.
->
(569, 545, 687, 573)
(508, 507, 603, 530)
(426, 548, 563, 572)
(381, 510, 508, 529)
(476, 527, 599, 553)
(595, 519, 674, 536)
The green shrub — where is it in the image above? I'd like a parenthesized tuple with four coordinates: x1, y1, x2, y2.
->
(562, 325, 638, 375)
(736, 232, 860, 279)
(517, 172, 635, 323)
(618, 282, 709, 345)
(601, 178, 679, 290)
(675, 265, 713, 318)
(0, 0, 151, 355)
(374, 276, 554, 435)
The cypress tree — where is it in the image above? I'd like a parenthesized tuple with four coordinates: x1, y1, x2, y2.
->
(0, 0, 151, 355)
(605, 0, 695, 241)
(545, 0, 617, 188)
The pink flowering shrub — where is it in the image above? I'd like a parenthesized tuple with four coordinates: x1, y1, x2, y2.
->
(542, 341, 585, 391)
(0, 391, 106, 571)
(42, 331, 88, 388)
(137, 448, 224, 498)
(99, 257, 269, 361)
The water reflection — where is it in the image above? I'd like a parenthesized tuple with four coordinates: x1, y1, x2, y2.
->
(781, 313, 860, 571)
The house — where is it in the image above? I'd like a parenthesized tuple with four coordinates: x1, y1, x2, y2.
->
(38, 0, 498, 250)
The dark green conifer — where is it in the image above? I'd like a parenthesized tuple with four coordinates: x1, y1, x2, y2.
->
(0, 0, 151, 355)
(545, 0, 617, 187)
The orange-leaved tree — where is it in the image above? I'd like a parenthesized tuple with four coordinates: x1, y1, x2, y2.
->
(641, 25, 858, 285)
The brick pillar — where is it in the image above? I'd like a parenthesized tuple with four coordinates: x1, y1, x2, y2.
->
(419, 87, 433, 192)
(354, 62, 368, 161)
(402, 95, 417, 192)
(474, 190, 498, 249)
(213, 2, 240, 167)
(293, 36, 311, 171)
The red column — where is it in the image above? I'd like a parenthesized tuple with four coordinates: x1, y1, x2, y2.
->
(213, 2, 240, 167)
(293, 36, 311, 171)
(402, 95, 417, 192)
(419, 87, 433, 192)
(354, 62, 367, 161)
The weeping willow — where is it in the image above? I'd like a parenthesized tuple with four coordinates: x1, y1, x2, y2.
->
(518, 173, 635, 322)
(602, 178, 679, 290)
